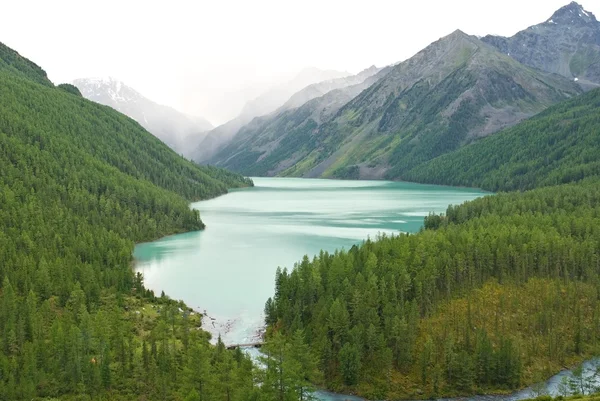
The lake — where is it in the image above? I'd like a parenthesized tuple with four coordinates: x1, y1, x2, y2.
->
(134, 177, 599, 401)
(134, 177, 486, 346)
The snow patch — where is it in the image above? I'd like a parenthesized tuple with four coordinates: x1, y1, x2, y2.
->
(575, 77, 579, 82)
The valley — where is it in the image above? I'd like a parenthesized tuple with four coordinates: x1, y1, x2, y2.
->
(134, 178, 485, 347)
(1, 1, 600, 401)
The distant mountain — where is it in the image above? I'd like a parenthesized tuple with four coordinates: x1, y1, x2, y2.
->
(238, 67, 350, 120)
(73, 77, 213, 156)
(210, 30, 581, 179)
(482, 1, 600, 89)
(279, 65, 382, 111)
(191, 67, 350, 163)
(206, 66, 391, 175)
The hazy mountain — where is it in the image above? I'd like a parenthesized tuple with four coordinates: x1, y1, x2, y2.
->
(482, 1, 600, 89)
(191, 67, 350, 163)
(73, 77, 213, 156)
(238, 67, 350, 119)
(205, 67, 391, 175)
(210, 30, 581, 179)
(280, 65, 382, 111)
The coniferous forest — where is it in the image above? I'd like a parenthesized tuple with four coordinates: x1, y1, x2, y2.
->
(0, 42, 317, 401)
(265, 90, 600, 398)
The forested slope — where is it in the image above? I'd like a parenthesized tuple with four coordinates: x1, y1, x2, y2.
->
(264, 88, 600, 399)
(266, 179, 600, 399)
(404, 88, 600, 191)
(0, 42, 290, 401)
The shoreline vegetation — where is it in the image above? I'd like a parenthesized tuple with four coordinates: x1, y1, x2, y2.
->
(263, 89, 600, 400)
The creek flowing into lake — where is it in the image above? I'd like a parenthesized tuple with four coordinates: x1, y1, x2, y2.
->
(133, 177, 596, 400)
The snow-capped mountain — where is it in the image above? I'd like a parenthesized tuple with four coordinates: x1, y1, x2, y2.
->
(73, 77, 213, 156)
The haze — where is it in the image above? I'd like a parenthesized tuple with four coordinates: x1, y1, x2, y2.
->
(2, 0, 598, 125)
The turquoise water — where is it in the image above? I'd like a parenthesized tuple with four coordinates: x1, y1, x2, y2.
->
(133, 177, 600, 401)
(134, 177, 486, 345)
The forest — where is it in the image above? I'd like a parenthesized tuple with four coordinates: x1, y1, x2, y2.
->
(265, 88, 600, 398)
(0, 42, 316, 401)
(402, 88, 600, 192)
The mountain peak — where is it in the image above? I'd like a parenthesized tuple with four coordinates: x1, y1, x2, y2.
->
(448, 29, 470, 38)
(74, 77, 135, 103)
(547, 2, 597, 25)
(439, 29, 478, 45)
(431, 29, 481, 50)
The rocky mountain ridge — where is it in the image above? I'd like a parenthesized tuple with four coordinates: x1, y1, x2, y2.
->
(209, 29, 581, 179)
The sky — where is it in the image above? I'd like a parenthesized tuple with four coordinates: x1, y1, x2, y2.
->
(1, 0, 599, 125)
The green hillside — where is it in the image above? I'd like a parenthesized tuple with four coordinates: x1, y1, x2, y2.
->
(404, 88, 600, 191)
(0, 42, 53, 86)
(0, 42, 303, 401)
(264, 88, 600, 399)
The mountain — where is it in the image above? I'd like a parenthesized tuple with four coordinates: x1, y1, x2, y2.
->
(206, 66, 392, 175)
(278, 65, 381, 112)
(238, 67, 350, 120)
(73, 77, 213, 156)
(404, 87, 600, 191)
(191, 67, 350, 163)
(482, 1, 600, 89)
(210, 30, 581, 179)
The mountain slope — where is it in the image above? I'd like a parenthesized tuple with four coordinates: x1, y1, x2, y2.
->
(316, 30, 581, 180)
(0, 42, 52, 86)
(211, 30, 581, 179)
(262, 88, 600, 400)
(482, 2, 600, 89)
(206, 66, 391, 176)
(0, 42, 262, 400)
(192, 67, 350, 163)
(74, 77, 213, 156)
(403, 87, 600, 191)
